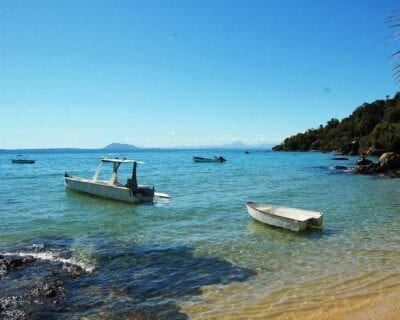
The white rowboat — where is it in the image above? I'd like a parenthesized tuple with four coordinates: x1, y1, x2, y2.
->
(246, 201, 323, 232)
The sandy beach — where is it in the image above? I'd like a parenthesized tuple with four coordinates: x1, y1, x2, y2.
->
(322, 290, 400, 320)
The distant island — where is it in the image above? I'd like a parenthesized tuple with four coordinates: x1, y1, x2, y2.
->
(273, 92, 400, 155)
(103, 143, 138, 150)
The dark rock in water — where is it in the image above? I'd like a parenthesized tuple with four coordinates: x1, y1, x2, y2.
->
(352, 163, 381, 174)
(62, 263, 87, 277)
(0, 246, 90, 319)
(0, 256, 7, 278)
(332, 157, 349, 160)
(351, 152, 400, 178)
(29, 280, 65, 298)
(357, 157, 373, 166)
(334, 165, 348, 170)
(0, 255, 36, 279)
(8, 256, 35, 269)
(0, 296, 25, 319)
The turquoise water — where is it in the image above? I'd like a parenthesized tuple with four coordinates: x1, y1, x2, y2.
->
(1, 150, 400, 319)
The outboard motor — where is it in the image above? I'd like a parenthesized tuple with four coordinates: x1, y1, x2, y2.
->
(132, 186, 155, 198)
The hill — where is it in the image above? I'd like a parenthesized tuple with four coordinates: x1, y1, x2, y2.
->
(273, 92, 400, 155)
(102, 143, 138, 150)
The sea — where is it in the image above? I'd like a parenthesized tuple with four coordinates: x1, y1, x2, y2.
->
(1, 149, 400, 319)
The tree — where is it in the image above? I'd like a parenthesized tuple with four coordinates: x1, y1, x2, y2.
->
(371, 122, 400, 152)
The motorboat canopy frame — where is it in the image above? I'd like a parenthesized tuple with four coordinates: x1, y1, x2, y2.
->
(93, 158, 145, 186)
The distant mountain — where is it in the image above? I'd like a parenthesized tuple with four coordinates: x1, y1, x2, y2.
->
(102, 143, 138, 150)
(218, 141, 273, 150)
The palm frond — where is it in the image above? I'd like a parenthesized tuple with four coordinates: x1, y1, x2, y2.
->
(388, 10, 400, 84)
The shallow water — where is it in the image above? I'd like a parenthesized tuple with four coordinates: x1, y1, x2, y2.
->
(1, 150, 400, 319)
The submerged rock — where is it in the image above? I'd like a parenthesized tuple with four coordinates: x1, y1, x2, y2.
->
(0, 296, 25, 319)
(29, 280, 65, 299)
(0, 255, 36, 279)
(0, 250, 88, 319)
(332, 157, 349, 160)
(62, 263, 87, 277)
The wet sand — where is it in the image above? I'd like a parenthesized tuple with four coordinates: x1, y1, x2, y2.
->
(321, 290, 400, 320)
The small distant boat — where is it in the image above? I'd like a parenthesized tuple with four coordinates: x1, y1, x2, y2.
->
(11, 155, 35, 164)
(65, 157, 169, 203)
(193, 156, 226, 163)
(246, 201, 323, 232)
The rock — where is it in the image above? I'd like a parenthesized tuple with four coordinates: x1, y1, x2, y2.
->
(0, 255, 36, 278)
(357, 157, 373, 166)
(334, 165, 348, 170)
(8, 256, 34, 268)
(0, 256, 8, 278)
(29, 281, 65, 298)
(351, 163, 382, 175)
(62, 263, 87, 277)
(332, 157, 349, 160)
(0, 296, 24, 319)
(366, 147, 385, 156)
(351, 152, 400, 176)
(379, 152, 400, 170)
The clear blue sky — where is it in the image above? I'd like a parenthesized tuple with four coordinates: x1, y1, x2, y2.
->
(1, 0, 399, 148)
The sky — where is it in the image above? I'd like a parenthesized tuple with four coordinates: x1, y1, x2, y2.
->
(1, 0, 399, 148)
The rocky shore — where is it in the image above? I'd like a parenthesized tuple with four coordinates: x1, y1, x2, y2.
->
(0, 253, 87, 319)
(351, 152, 400, 178)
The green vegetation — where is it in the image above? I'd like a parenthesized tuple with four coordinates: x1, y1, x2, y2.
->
(273, 92, 400, 154)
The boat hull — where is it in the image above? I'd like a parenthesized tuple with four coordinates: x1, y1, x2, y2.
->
(11, 159, 35, 164)
(246, 202, 323, 232)
(193, 156, 225, 163)
(65, 176, 154, 203)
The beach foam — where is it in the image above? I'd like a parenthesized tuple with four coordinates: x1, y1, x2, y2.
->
(1, 251, 95, 273)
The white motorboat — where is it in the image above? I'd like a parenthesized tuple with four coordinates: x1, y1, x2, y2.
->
(64, 157, 169, 203)
(246, 201, 323, 232)
(193, 156, 226, 163)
